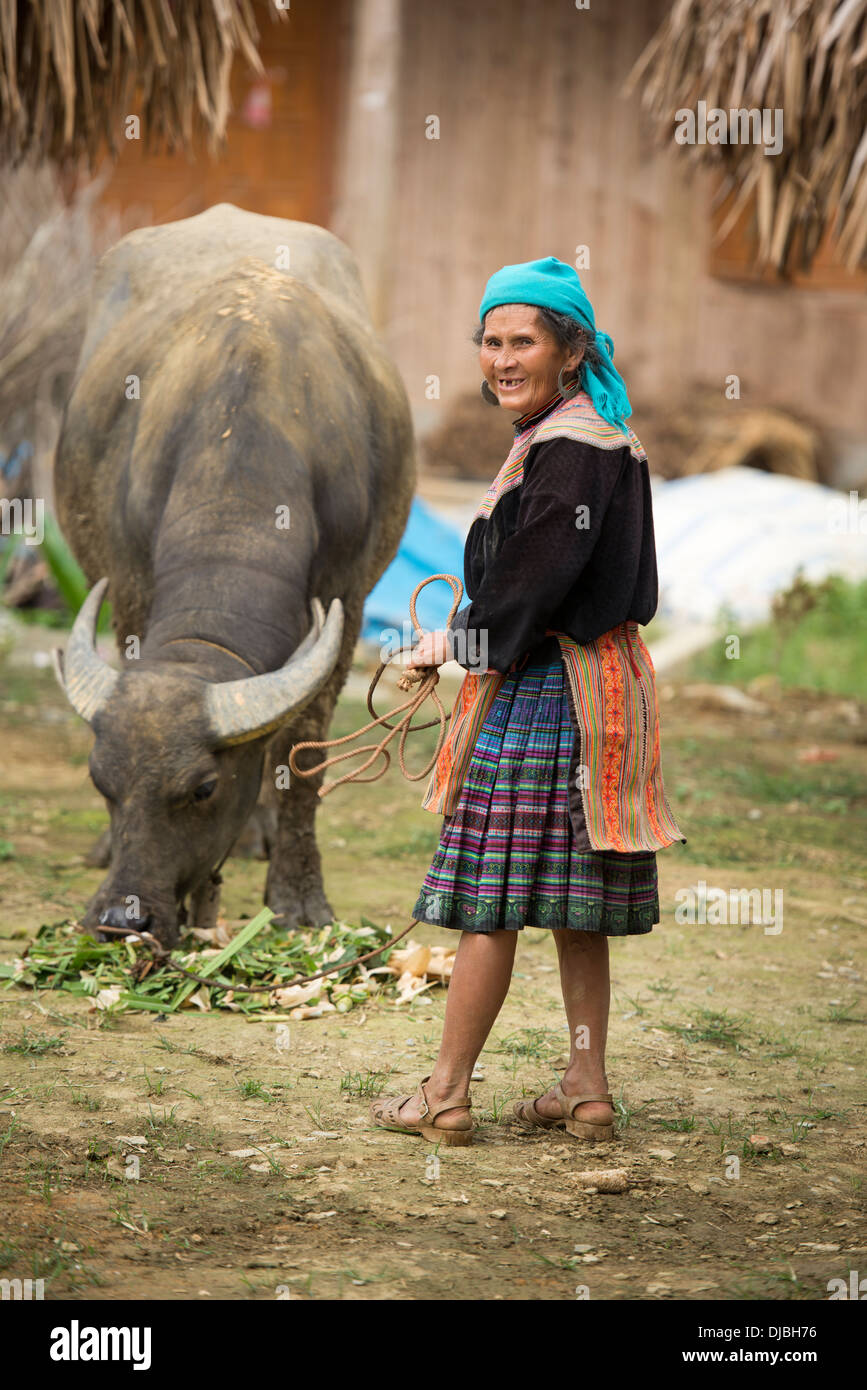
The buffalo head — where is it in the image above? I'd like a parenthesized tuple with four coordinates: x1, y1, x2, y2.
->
(53, 579, 343, 947)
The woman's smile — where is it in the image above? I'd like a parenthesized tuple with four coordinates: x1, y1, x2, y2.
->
(480, 304, 579, 415)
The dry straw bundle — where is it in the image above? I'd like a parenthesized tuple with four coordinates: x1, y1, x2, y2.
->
(0, 0, 285, 168)
(625, 0, 867, 273)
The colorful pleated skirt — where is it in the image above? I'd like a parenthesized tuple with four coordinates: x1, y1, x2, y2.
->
(411, 636, 659, 935)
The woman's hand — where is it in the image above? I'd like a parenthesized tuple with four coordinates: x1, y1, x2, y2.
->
(407, 629, 454, 669)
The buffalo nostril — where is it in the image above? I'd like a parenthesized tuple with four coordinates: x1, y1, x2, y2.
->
(99, 907, 130, 930)
(98, 907, 154, 936)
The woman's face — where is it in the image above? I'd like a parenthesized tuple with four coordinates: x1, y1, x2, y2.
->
(480, 304, 581, 416)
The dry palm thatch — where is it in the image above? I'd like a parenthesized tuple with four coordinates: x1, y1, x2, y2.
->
(624, 0, 867, 275)
(0, 0, 286, 169)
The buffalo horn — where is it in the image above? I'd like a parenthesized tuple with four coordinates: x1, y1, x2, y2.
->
(205, 596, 344, 746)
(55, 577, 119, 724)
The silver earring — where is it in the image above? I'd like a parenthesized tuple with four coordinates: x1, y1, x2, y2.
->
(557, 366, 581, 400)
(480, 380, 500, 406)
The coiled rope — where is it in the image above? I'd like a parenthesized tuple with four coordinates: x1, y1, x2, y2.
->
(287, 573, 462, 795)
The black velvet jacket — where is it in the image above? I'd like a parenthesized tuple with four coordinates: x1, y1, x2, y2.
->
(447, 393, 659, 674)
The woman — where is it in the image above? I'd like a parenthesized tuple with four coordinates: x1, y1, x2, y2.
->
(370, 256, 684, 1147)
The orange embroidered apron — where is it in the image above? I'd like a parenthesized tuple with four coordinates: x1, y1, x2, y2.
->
(421, 622, 684, 853)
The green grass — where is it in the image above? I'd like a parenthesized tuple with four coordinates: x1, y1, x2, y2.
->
(824, 1003, 865, 1023)
(68, 1087, 101, 1111)
(654, 1115, 697, 1132)
(476, 1089, 515, 1124)
(612, 1094, 660, 1132)
(0, 1118, 20, 1159)
(2, 1028, 65, 1055)
(236, 1079, 274, 1104)
(728, 762, 865, 808)
(660, 1007, 748, 1052)
(493, 1026, 563, 1060)
(685, 574, 867, 699)
(339, 1069, 393, 1098)
(661, 715, 867, 872)
(143, 1104, 191, 1143)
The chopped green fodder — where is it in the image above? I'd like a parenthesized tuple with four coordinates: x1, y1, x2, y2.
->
(1, 909, 400, 1017)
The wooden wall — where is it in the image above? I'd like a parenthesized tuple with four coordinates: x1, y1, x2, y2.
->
(330, 0, 867, 469)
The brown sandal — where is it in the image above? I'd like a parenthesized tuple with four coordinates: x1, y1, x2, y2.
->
(513, 1096, 566, 1131)
(370, 1074, 474, 1146)
(514, 1089, 616, 1142)
(556, 1087, 616, 1141)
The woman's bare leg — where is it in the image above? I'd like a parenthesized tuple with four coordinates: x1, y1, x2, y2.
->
(532, 928, 614, 1124)
(395, 928, 518, 1129)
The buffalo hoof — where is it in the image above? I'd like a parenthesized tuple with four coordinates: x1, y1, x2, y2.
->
(84, 827, 112, 869)
(265, 883, 334, 933)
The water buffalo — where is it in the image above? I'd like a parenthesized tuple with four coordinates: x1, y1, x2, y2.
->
(52, 203, 415, 946)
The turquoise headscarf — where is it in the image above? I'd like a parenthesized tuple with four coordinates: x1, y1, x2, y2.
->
(479, 255, 632, 431)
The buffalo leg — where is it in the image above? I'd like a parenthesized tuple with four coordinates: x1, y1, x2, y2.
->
(263, 596, 365, 930)
(263, 695, 336, 930)
(229, 802, 277, 860)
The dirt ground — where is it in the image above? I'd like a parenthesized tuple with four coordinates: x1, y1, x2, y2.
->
(0, 648, 865, 1301)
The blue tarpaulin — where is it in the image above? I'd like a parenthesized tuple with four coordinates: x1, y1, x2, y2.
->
(361, 497, 466, 645)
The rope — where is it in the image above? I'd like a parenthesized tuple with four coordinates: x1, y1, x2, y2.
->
(288, 573, 463, 795)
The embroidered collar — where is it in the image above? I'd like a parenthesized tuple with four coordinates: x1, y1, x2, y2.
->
(513, 390, 564, 435)
(473, 390, 640, 525)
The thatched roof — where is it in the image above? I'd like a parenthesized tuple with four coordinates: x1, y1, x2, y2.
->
(0, 0, 286, 168)
(625, 0, 867, 275)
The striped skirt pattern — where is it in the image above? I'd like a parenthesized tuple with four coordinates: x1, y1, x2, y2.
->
(411, 644, 659, 935)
